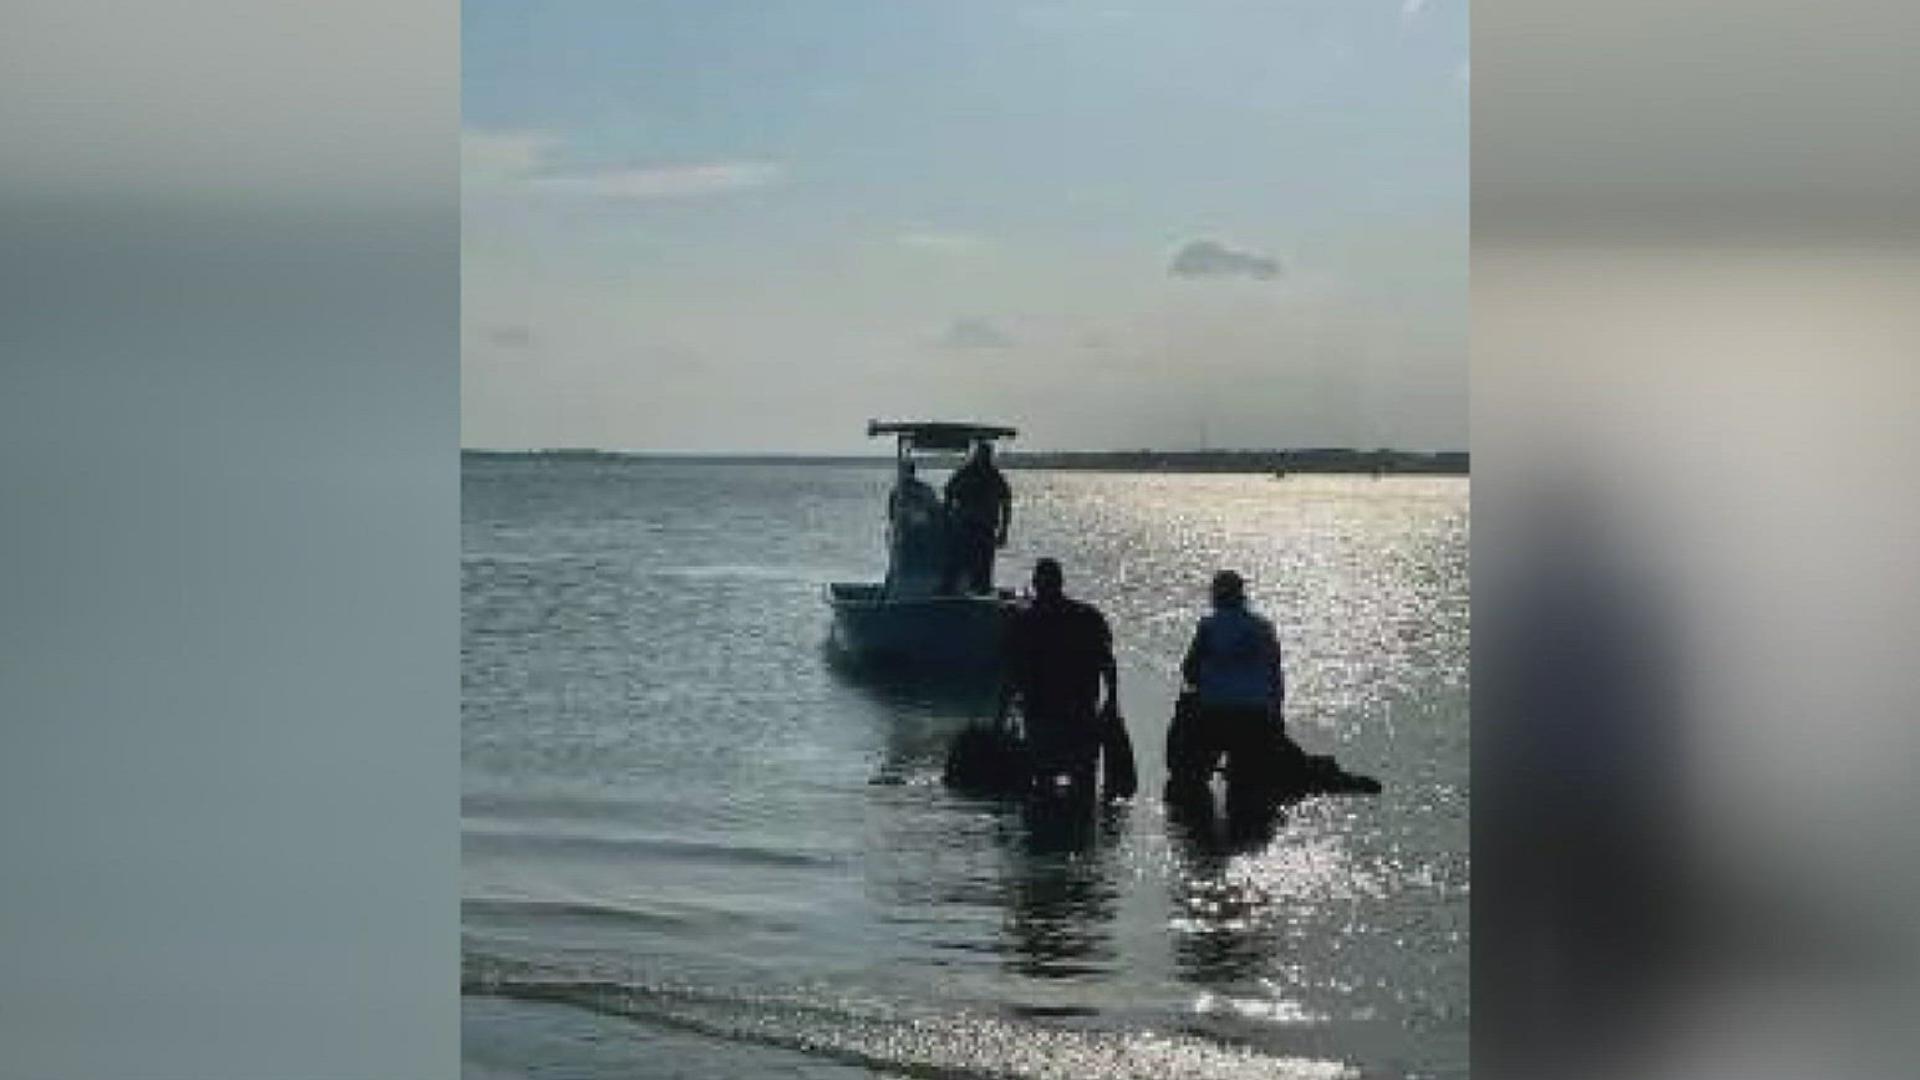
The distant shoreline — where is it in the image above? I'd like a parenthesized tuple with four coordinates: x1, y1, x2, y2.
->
(462, 447, 1469, 475)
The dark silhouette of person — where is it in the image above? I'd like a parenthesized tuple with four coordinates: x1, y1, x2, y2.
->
(1168, 570, 1286, 808)
(941, 440, 1012, 595)
(1476, 480, 1684, 1077)
(884, 458, 945, 598)
(995, 559, 1118, 799)
(887, 458, 938, 521)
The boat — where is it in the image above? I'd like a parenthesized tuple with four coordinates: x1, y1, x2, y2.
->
(826, 420, 1020, 672)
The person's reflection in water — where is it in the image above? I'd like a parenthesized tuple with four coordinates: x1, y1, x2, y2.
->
(1163, 780, 1291, 987)
(989, 794, 1129, 980)
(1165, 777, 1288, 857)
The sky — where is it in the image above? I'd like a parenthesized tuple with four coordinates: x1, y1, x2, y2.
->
(463, 0, 1467, 453)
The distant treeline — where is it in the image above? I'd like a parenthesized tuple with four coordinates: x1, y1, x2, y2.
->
(1003, 448, 1468, 474)
(464, 447, 1469, 475)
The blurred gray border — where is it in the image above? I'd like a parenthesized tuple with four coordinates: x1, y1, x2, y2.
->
(1475, 2, 1920, 1078)
(0, 1, 456, 1076)
(1476, 0, 1919, 246)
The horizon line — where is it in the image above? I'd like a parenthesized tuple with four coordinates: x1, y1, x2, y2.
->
(459, 445, 1471, 457)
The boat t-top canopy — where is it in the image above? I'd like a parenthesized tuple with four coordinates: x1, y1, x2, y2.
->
(868, 420, 1017, 455)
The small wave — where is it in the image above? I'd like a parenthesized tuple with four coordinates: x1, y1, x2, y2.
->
(461, 962, 1356, 1080)
(1190, 992, 1330, 1026)
(461, 790, 660, 824)
(461, 828, 841, 870)
(462, 897, 787, 934)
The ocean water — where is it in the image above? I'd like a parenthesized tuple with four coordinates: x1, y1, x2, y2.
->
(462, 458, 1468, 1079)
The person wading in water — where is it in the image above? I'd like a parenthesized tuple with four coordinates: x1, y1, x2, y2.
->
(995, 558, 1135, 799)
(1168, 570, 1286, 806)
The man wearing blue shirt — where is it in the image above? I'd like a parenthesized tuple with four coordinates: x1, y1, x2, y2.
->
(1170, 570, 1285, 798)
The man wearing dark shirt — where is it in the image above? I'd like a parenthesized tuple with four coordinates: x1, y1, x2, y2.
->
(941, 441, 1012, 594)
(996, 558, 1119, 795)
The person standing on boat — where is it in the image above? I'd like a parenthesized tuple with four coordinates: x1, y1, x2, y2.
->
(997, 558, 1120, 796)
(941, 440, 1012, 595)
(885, 459, 945, 598)
(1169, 570, 1286, 802)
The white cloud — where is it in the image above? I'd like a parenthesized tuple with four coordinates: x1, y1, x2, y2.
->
(530, 162, 785, 200)
(896, 230, 991, 253)
(462, 130, 561, 186)
(462, 129, 784, 201)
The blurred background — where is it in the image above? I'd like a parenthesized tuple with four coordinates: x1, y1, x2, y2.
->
(1, 2, 457, 1077)
(1475, 1, 1920, 1076)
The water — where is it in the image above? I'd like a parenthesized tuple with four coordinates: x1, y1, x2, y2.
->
(462, 458, 1468, 1079)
